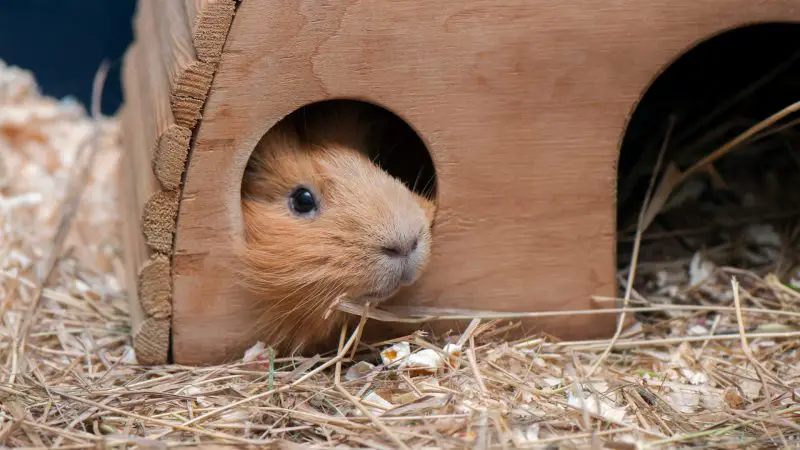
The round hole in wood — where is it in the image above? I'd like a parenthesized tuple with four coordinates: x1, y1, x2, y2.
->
(242, 98, 438, 205)
(617, 22, 800, 272)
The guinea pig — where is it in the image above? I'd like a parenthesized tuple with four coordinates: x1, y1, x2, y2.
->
(237, 101, 436, 356)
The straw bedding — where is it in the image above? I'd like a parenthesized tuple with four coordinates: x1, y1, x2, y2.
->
(0, 60, 798, 449)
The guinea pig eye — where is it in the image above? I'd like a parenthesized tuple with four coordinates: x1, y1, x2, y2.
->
(289, 186, 318, 216)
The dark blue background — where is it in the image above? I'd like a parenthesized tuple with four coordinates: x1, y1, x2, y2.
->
(0, 1, 136, 115)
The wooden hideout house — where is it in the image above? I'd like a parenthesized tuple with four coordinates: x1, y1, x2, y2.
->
(118, 0, 800, 365)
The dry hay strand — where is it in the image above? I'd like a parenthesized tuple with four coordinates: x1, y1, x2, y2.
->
(0, 60, 799, 449)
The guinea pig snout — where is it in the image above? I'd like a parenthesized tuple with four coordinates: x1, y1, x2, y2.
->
(380, 234, 419, 258)
(376, 226, 429, 287)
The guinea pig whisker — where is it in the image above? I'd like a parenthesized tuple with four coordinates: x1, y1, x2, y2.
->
(411, 168, 424, 194)
(418, 172, 436, 199)
(280, 281, 344, 317)
(280, 274, 340, 301)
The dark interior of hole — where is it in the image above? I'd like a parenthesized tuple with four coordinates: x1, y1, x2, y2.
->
(273, 99, 438, 201)
(617, 23, 800, 279)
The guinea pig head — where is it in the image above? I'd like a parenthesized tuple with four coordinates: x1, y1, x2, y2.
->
(239, 127, 436, 354)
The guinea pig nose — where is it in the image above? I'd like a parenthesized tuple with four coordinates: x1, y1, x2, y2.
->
(381, 235, 419, 258)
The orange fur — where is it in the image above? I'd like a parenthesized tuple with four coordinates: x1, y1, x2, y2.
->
(238, 102, 436, 355)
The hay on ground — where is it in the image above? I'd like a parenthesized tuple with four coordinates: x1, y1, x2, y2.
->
(0, 60, 798, 449)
